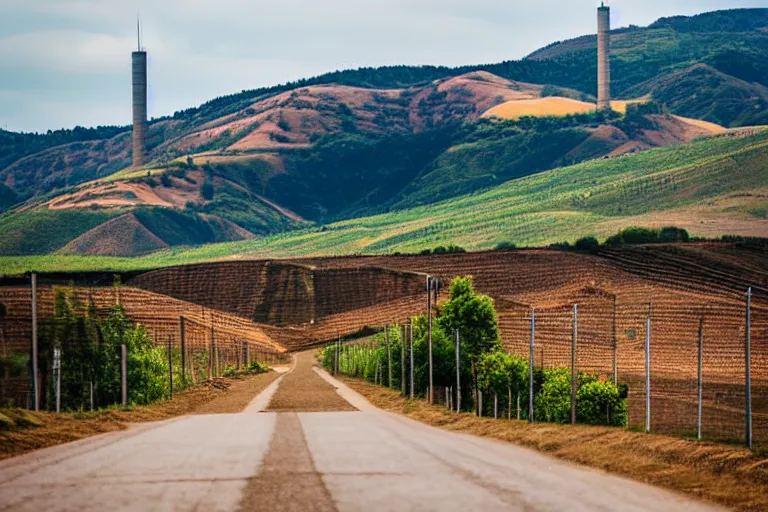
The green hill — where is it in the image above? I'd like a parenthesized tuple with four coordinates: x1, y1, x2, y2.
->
(1, 128, 765, 274)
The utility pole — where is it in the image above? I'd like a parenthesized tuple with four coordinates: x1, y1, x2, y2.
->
(455, 328, 461, 413)
(645, 303, 652, 433)
(529, 308, 535, 423)
(745, 288, 752, 449)
(409, 319, 414, 400)
(571, 304, 578, 425)
(697, 317, 703, 441)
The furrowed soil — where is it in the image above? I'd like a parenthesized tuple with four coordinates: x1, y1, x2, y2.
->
(343, 378, 768, 512)
(266, 351, 356, 412)
(0, 371, 279, 461)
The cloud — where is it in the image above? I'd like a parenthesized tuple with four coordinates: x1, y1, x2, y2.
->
(0, 0, 765, 132)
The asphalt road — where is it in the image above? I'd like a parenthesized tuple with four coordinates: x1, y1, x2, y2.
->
(0, 356, 724, 512)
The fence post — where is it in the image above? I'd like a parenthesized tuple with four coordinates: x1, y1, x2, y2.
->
(179, 316, 186, 385)
(746, 287, 752, 450)
(121, 344, 127, 407)
(53, 347, 61, 413)
(455, 328, 461, 413)
(386, 326, 392, 388)
(494, 393, 498, 419)
(571, 304, 578, 425)
(427, 276, 433, 405)
(479, 391, 483, 417)
(401, 325, 406, 395)
(612, 297, 618, 386)
(697, 317, 703, 441)
(409, 319, 414, 400)
(645, 304, 651, 433)
(445, 387, 449, 408)
(31, 272, 39, 412)
(529, 308, 535, 423)
(90, 381, 94, 411)
(209, 325, 215, 379)
(167, 337, 173, 399)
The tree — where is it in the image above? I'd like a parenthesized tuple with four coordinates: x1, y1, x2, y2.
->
(438, 276, 500, 412)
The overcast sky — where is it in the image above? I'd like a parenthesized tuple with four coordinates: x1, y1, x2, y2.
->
(0, 0, 763, 133)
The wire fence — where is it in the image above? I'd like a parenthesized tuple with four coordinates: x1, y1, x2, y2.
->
(0, 282, 289, 411)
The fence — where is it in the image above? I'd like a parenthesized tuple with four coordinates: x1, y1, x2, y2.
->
(325, 287, 767, 449)
(0, 281, 289, 411)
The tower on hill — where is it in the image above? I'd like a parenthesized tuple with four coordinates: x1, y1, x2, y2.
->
(597, 2, 611, 110)
(132, 18, 148, 168)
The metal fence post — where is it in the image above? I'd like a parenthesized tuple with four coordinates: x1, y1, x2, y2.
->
(571, 304, 578, 425)
(209, 325, 215, 379)
(455, 328, 461, 413)
(427, 276, 433, 404)
(409, 319, 414, 400)
(168, 337, 173, 399)
(179, 316, 186, 385)
(121, 344, 127, 407)
(529, 308, 535, 423)
(612, 297, 618, 386)
(31, 272, 39, 411)
(401, 324, 406, 395)
(645, 304, 651, 433)
(479, 390, 483, 417)
(53, 347, 61, 413)
(494, 393, 498, 419)
(746, 287, 752, 450)
(697, 317, 703, 441)
(386, 326, 392, 388)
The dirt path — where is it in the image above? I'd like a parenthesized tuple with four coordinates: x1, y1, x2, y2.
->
(265, 352, 356, 412)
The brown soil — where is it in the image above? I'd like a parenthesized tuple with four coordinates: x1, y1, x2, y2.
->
(0, 371, 279, 461)
(266, 352, 356, 412)
(343, 378, 768, 512)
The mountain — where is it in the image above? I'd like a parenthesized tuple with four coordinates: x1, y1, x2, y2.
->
(1, 126, 765, 274)
(0, 8, 766, 257)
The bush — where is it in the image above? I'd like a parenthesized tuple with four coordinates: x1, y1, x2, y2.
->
(160, 173, 172, 187)
(419, 248, 432, 256)
(574, 236, 599, 252)
(577, 378, 626, 426)
(658, 226, 690, 243)
(201, 181, 214, 200)
(548, 241, 571, 250)
(494, 241, 516, 251)
(246, 360, 269, 374)
(603, 226, 690, 246)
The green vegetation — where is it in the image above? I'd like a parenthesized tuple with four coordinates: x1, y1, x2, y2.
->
(1, 129, 766, 273)
(320, 276, 626, 425)
(0, 209, 117, 256)
(40, 288, 176, 410)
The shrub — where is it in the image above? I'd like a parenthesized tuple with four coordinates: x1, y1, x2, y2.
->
(535, 368, 571, 423)
(574, 236, 599, 252)
(201, 181, 214, 200)
(277, 117, 292, 132)
(246, 360, 269, 374)
(658, 226, 690, 243)
(494, 241, 516, 251)
(222, 365, 238, 377)
(419, 248, 432, 256)
(432, 246, 448, 254)
(160, 173, 172, 187)
(548, 241, 571, 250)
(577, 378, 626, 426)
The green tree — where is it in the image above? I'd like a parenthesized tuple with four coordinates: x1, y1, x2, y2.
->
(438, 276, 500, 412)
(477, 351, 528, 418)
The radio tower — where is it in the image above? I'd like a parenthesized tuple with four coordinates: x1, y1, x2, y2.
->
(132, 17, 148, 167)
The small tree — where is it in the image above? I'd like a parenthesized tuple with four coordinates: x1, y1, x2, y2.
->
(438, 276, 500, 412)
(477, 351, 527, 418)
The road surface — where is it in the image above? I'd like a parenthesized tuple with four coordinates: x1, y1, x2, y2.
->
(0, 353, 723, 512)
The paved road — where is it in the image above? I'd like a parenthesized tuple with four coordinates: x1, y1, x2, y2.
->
(0, 356, 724, 512)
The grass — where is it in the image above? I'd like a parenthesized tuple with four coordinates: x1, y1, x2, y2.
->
(1, 130, 767, 274)
(343, 377, 768, 512)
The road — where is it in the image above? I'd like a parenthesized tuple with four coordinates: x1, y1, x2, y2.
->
(0, 353, 723, 512)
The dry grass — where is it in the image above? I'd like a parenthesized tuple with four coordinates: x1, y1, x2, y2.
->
(482, 97, 596, 119)
(343, 378, 768, 512)
(0, 371, 279, 461)
(266, 351, 356, 412)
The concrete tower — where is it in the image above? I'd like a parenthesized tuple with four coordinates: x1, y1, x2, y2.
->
(596, 2, 611, 110)
(132, 19, 148, 168)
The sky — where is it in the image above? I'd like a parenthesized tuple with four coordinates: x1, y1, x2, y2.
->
(0, 0, 764, 133)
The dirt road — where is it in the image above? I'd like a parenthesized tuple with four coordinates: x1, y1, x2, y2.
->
(0, 352, 723, 511)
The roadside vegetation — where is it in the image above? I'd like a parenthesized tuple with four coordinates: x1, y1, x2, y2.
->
(320, 276, 626, 426)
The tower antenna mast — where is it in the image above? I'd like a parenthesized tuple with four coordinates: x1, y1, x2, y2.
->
(137, 14, 141, 51)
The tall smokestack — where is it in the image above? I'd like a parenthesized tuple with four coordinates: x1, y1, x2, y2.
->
(132, 18, 147, 167)
(597, 2, 611, 110)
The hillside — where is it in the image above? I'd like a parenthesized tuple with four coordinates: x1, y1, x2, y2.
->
(0, 8, 766, 257)
(0, 127, 765, 274)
